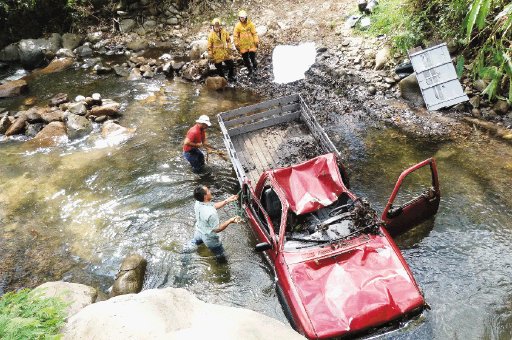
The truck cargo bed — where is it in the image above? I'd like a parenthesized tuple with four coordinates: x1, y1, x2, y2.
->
(218, 94, 340, 185)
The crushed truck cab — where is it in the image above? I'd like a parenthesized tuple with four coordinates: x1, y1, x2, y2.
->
(218, 94, 440, 339)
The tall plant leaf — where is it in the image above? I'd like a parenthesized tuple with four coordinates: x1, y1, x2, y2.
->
(466, 0, 484, 41)
(456, 55, 465, 78)
(477, 0, 492, 30)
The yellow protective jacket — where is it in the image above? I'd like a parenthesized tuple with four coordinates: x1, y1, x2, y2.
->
(234, 19, 259, 54)
(207, 28, 233, 63)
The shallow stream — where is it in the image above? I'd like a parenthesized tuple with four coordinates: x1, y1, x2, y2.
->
(1, 65, 511, 339)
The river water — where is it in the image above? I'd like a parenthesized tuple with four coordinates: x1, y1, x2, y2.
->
(1, 65, 511, 339)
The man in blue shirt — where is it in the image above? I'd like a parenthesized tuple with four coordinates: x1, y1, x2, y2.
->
(191, 185, 240, 262)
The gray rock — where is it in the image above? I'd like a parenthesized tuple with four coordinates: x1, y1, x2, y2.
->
(25, 107, 43, 122)
(469, 95, 480, 109)
(399, 73, 425, 107)
(256, 25, 268, 37)
(67, 102, 88, 116)
(25, 123, 44, 137)
(474, 79, 487, 92)
(87, 32, 103, 44)
(471, 108, 481, 117)
(5, 113, 28, 135)
(0, 44, 20, 62)
(75, 45, 93, 58)
(368, 85, 376, 95)
(167, 17, 179, 25)
(18, 39, 47, 70)
(113, 65, 130, 77)
(56, 48, 75, 58)
(143, 20, 157, 30)
(142, 70, 155, 78)
(162, 62, 173, 77)
(0, 115, 13, 134)
(127, 68, 142, 80)
(62, 287, 305, 340)
(94, 64, 112, 74)
(62, 33, 83, 50)
(127, 39, 149, 52)
(120, 19, 137, 33)
(171, 60, 185, 71)
(374, 45, 391, 70)
(205, 76, 227, 90)
(494, 100, 510, 115)
(66, 113, 93, 139)
(49, 93, 68, 107)
(90, 101, 121, 117)
(32, 282, 97, 319)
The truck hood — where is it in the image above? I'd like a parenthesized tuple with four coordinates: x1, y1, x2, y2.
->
(286, 235, 424, 338)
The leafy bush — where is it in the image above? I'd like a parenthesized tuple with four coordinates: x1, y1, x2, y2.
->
(0, 289, 66, 340)
(360, 0, 512, 102)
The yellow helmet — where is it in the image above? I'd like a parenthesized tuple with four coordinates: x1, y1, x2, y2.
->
(238, 10, 247, 18)
(211, 18, 221, 25)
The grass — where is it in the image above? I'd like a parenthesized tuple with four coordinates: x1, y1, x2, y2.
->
(0, 289, 67, 340)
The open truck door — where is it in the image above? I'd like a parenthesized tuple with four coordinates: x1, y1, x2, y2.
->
(382, 158, 440, 237)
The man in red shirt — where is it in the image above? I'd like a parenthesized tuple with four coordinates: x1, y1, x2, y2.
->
(183, 115, 211, 173)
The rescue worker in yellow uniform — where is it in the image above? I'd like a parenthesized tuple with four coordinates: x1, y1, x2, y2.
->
(233, 10, 259, 75)
(207, 18, 236, 82)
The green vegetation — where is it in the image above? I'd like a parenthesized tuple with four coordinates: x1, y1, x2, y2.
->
(361, 0, 512, 102)
(0, 289, 67, 340)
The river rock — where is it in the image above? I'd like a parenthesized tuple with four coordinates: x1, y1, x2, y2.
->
(90, 101, 121, 117)
(18, 39, 47, 70)
(171, 60, 185, 71)
(87, 32, 103, 44)
(48, 33, 62, 53)
(128, 68, 142, 80)
(113, 65, 130, 77)
(49, 93, 69, 107)
(34, 57, 74, 75)
(33, 121, 67, 146)
(75, 45, 93, 58)
(473, 79, 487, 93)
(0, 80, 28, 98)
(5, 114, 28, 135)
(469, 95, 480, 109)
(56, 48, 75, 58)
(127, 39, 149, 52)
(66, 113, 93, 139)
(162, 62, 173, 77)
(25, 123, 44, 137)
(0, 43, 20, 62)
(62, 287, 305, 340)
(189, 39, 208, 60)
(25, 107, 43, 122)
(67, 102, 88, 115)
(374, 45, 391, 70)
(0, 116, 13, 134)
(205, 76, 228, 90)
(256, 25, 268, 37)
(494, 100, 510, 115)
(143, 20, 157, 30)
(40, 108, 65, 123)
(120, 19, 137, 33)
(182, 60, 208, 81)
(111, 254, 147, 297)
(62, 33, 83, 50)
(399, 73, 425, 107)
(101, 121, 136, 145)
(32, 281, 98, 319)
(167, 17, 179, 25)
(94, 64, 113, 74)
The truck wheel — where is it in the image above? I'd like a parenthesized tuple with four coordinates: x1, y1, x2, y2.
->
(276, 284, 297, 331)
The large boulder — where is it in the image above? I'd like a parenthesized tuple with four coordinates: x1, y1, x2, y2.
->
(0, 79, 28, 98)
(189, 39, 208, 60)
(40, 109, 65, 123)
(32, 281, 98, 319)
(0, 43, 20, 62)
(399, 73, 425, 107)
(62, 33, 83, 51)
(120, 19, 137, 33)
(66, 113, 93, 139)
(205, 76, 228, 90)
(62, 288, 305, 340)
(111, 254, 147, 297)
(33, 121, 67, 146)
(18, 39, 48, 70)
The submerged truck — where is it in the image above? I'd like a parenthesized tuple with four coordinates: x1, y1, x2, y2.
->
(217, 94, 440, 339)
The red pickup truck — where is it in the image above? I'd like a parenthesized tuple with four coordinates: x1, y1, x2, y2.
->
(218, 94, 440, 339)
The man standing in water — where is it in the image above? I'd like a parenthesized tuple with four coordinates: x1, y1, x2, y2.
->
(191, 185, 240, 262)
(183, 115, 211, 173)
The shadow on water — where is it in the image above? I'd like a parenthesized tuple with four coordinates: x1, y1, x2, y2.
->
(2, 64, 512, 337)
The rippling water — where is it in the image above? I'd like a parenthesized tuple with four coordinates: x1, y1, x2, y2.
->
(1, 65, 512, 338)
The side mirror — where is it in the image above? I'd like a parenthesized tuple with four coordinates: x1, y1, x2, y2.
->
(255, 242, 272, 252)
